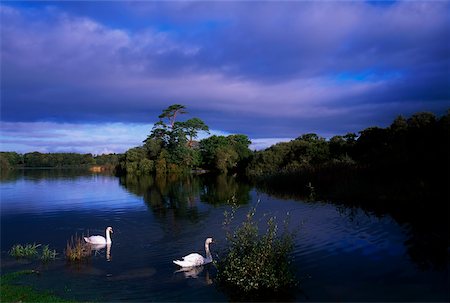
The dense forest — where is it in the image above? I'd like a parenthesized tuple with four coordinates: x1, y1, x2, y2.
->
(246, 111, 449, 204)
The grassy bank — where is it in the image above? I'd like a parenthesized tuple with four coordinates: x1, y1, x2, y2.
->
(1, 270, 76, 303)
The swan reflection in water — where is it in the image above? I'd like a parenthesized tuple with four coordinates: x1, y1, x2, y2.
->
(175, 265, 213, 285)
(89, 243, 112, 261)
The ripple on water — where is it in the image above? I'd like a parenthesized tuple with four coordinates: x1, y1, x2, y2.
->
(292, 204, 409, 274)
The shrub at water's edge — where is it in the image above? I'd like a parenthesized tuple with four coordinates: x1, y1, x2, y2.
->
(216, 204, 298, 297)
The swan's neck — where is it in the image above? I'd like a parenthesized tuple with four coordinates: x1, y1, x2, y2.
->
(105, 229, 112, 244)
(205, 243, 212, 260)
(106, 244, 111, 261)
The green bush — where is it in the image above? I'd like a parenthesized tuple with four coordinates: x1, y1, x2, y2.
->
(139, 158, 154, 174)
(217, 204, 297, 294)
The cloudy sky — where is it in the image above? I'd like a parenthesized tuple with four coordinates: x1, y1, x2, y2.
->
(1, 1, 449, 154)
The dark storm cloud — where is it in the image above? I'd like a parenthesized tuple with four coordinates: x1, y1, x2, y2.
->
(1, 1, 449, 151)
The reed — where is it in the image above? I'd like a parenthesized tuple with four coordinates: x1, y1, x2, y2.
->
(9, 243, 40, 259)
(41, 245, 58, 262)
(65, 234, 91, 262)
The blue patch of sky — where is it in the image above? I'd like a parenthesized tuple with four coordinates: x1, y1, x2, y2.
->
(4, 2, 230, 34)
(2, 1, 41, 9)
(2, 1, 51, 20)
(154, 19, 231, 41)
(196, 19, 230, 32)
(333, 69, 404, 84)
(2, 1, 231, 55)
(365, 0, 398, 7)
(4, 1, 143, 31)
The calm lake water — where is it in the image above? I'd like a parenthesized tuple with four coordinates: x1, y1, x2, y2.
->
(1, 170, 448, 302)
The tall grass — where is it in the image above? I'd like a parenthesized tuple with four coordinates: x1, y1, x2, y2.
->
(9, 244, 40, 259)
(9, 243, 58, 262)
(65, 234, 91, 262)
(41, 245, 58, 262)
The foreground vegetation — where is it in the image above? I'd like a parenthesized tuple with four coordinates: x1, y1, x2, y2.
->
(9, 243, 57, 262)
(1, 270, 74, 303)
(65, 234, 92, 262)
(217, 203, 297, 297)
(9, 244, 40, 259)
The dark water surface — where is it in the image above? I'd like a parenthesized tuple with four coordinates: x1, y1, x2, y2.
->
(1, 170, 448, 301)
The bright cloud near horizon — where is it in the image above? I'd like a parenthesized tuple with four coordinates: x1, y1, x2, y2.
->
(1, 1, 449, 154)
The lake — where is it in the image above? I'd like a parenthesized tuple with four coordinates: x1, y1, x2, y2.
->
(1, 170, 448, 301)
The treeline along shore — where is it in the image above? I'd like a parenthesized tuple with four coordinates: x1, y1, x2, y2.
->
(248, 111, 449, 204)
(0, 152, 120, 171)
(1, 107, 449, 208)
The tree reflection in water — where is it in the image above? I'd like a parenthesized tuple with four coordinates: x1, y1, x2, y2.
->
(119, 173, 251, 221)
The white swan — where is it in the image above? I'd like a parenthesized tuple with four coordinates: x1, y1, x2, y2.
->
(173, 238, 214, 267)
(84, 227, 113, 245)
